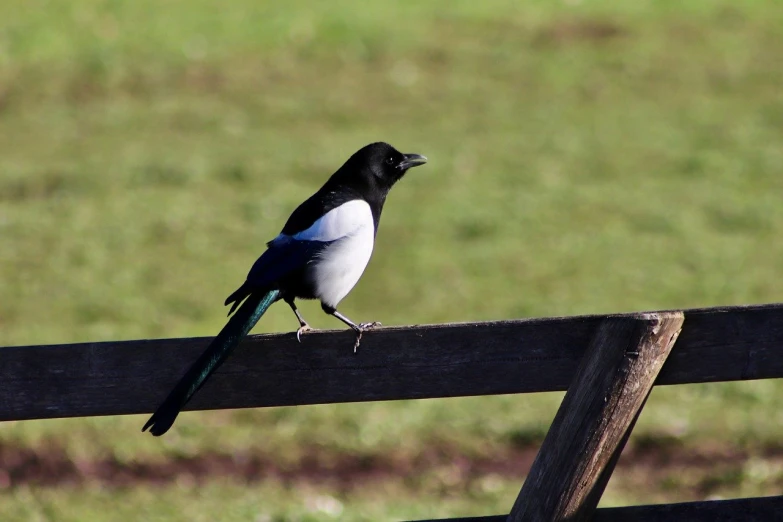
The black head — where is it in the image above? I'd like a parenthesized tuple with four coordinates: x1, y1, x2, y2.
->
(334, 142, 427, 195)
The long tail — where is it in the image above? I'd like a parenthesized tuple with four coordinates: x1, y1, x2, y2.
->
(142, 289, 280, 436)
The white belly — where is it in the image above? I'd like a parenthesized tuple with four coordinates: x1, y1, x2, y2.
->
(310, 223, 374, 308)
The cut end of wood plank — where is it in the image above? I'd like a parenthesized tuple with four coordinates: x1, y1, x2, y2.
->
(637, 311, 685, 334)
(638, 312, 685, 355)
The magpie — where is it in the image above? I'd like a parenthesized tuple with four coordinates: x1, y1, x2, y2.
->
(142, 142, 427, 436)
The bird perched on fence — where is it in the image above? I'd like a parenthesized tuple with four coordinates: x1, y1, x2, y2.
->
(142, 142, 427, 436)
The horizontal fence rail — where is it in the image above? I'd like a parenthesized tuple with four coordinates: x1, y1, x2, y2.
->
(413, 494, 783, 522)
(2, 303, 783, 422)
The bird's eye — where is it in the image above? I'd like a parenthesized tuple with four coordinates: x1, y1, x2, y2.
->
(385, 156, 395, 165)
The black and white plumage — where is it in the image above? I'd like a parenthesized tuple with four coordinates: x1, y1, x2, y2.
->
(142, 142, 425, 436)
(225, 141, 427, 349)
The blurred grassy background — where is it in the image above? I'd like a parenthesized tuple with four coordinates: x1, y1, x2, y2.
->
(2, 0, 783, 520)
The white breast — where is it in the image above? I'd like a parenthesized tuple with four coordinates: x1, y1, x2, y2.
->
(293, 199, 373, 242)
(304, 200, 375, 308)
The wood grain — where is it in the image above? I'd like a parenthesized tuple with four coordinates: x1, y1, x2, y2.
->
(0, 303, 781, 421)
(507, 313, 683, 521)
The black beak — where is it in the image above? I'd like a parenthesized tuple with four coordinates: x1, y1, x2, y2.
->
(398, 153, 428, 170)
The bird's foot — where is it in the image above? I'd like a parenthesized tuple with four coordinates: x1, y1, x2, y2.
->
(359, 321, 382, 330)
(296, 324, 314, 343)
(352, 322, 382, 353)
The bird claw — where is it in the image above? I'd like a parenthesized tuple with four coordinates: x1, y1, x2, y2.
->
(359, 321, 382, 330)
(353, 322, 382, 353)
(296, 324, 313, 343)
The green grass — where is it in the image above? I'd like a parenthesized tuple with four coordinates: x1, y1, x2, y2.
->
(2, 0, 783, 519)
(3, 482, 522, 522)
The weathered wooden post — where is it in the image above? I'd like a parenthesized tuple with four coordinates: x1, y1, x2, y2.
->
(507, 312, 684, 522)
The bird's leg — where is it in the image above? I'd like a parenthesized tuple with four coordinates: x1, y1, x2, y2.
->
(285, 296, 313, 343)
(322, 304, 381, 353)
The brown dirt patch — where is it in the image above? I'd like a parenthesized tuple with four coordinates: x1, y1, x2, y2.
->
(534, 19, 627, 47)
(1, 438, 782, 499)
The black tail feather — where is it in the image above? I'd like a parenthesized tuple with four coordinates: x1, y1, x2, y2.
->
(143, 289, 280, 436)
(224, 282, 252, 316)
(142, 396, 181, 436)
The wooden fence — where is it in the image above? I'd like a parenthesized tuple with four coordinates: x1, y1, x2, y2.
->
(2, 303, 783, 520)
